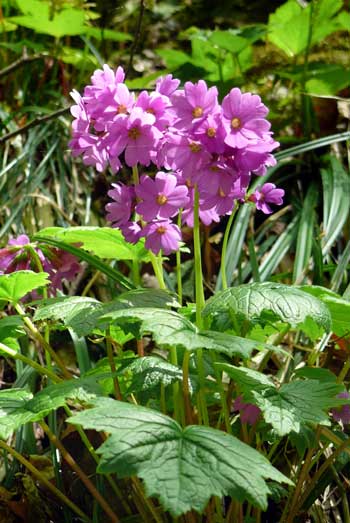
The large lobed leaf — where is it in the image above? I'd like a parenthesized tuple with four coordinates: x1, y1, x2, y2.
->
(35, 227, 149, 261)
(0, 271, 49, 306)
(203, 282, 332, 336)
(69, 398, 292, 516)
(218, 364, 345, 436)
(99, 307, 261, 359)
(0, 376, 104, 439)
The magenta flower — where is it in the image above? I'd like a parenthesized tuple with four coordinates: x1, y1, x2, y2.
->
(250, 183, 285, 214)
(331, 392, 350, 424)
(135, 172, 189, 221)
(107, 107, 161, 167)
(106, 183, 135, 227)
(234, 396, 261, 425)
(158, 133, 211, 174)
(0, 235, 80, 296)
(222, 88, 270, 148)
(136, 91, 171, 130)
(171, 80, 219, 129)
(120, 221, 143, 245)
(155, 74, 180, 96)
(141, 220, 182, 255)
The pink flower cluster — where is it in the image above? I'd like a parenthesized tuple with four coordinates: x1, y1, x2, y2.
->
(70, 65, 284, 254)
(0, 235, 80, 296)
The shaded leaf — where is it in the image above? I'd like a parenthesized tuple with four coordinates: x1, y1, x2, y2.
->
(69, 398, 291, 516)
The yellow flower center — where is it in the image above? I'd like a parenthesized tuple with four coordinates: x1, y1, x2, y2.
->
(156, 226, 166, 235)
(146, 108, 155, 114)
(218, 187, 226, 197)
(189, 142, 201, 153)
(156, 194, 168, 205)
(128, 127, 141, 140)
(231, 117, 241, 129)
(192, 106, 203, 118)
(117, 104, 127, 114)
(206, 127, 216, 138)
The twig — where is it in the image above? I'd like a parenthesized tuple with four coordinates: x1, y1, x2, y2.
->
(125, 0, 145, 78)
(0, 53, 46, 79)
(0, 106, 70, 144)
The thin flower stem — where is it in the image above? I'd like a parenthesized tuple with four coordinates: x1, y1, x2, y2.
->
(14, 302, 72, 379)
(337, 356, 350, 383)
(0, 439, 92, 523)
(0, 341, 61, 382)
(132, 477, 164, 523)
(149, 250, 166, 289)
(193, 186, 209, 425)
(182, 350, 193, 424)
(282, 425, 321, 523)
(220, 204, 238, 290)
(298, 436, 350, 511)
(40, 420, 120, 523)
(193, 186, 205, 326)
(169, 345, 183, 424)
(63, 405, 132, 516)
(176, 211, 183, 306)
(106, 327, 122, 400)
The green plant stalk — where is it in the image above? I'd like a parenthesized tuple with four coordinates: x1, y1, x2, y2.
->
(169, 345, 183, 424)
(132, 477, 164, 523)
(0, 341, 60, 382)
(0, 439, 92, 522)
(149, 250, 166, 289)
(131, 164, 142, 287)
(282, 425, 321, 523)
(40, 420, 120, 523)
(337, 357, 350, 383)
(14, 302, 72, 379)
(298, 436, 350, 511)
(106, 327, 122, 400)
(193, 186, 209, 425)
(63, 405, 132, 516)
(220, 204, 237, 290)
(330, 464, 350, 523)
(182, 350, 193, 424)
(176, 211, 183, 306)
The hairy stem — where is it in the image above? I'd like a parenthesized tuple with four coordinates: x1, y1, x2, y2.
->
(220, 204, 237, 290)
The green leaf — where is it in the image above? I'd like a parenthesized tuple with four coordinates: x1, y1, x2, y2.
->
(0, 271, 50, 305)
(268, 0, 342, 57)
(33, 236, 135, 290)
(156, 49, 192, 69)
(100, 307, 261, 359)
(121, 356, 182, 393)
(9, 1, 87, 38)
(203, 282, 332, 336)
(268, 1, 310, 57)
(34, 289, 179, 337)
(209, 31, 249, 53)
(69, 398, 292, 515)
(35, 227, 149, 261)
(299, 286, 350, 337)
(321, 157, 350, 255)
(218, 363, 344, 436)
(293, 184, 318, 283)
(0, 377, 103, 439)
(85, 27, 132, 42)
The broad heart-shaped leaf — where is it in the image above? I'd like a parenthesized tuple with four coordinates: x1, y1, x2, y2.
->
(35, 227, 149, 261)
(217, 364, 345, 436)
(299, 285, 350, 337)
(0, 271, 50, 306)
(0, 376, 104, 439)
(99, 307, 262, 359)
(69, 398, 292, 515)
(33, 290, 179, 337)
(203, 282, 332, 337)
(120, 356, 182, 393)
